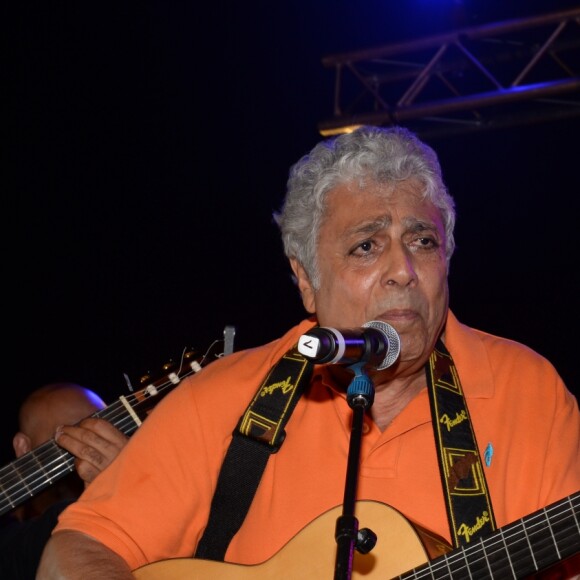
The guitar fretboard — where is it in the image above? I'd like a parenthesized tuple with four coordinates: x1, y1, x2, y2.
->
(0, 396, 147, 516)
(398, 491, 580, 579)
(0, 349, 206, 516)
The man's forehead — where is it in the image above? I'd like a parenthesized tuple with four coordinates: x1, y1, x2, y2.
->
(321, 180, 444, 236)
(326, 179, 431, 208)
(327, 193, 441, 225)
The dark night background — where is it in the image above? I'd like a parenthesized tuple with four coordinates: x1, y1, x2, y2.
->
(4, 0, 579, 466)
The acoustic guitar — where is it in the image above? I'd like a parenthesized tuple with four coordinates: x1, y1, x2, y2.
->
(133, 492, 579, 579)
(0, 343, 219, 517)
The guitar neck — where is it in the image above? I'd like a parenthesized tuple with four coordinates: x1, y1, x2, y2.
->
(0, 346, 208, 517)
(0, 397, 146, 516)
(398, 491, 580, 579)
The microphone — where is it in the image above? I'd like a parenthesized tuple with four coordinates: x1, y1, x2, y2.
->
(297, 320, 401, 371)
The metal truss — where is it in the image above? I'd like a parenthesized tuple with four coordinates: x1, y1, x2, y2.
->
(318, 7, 580, 139)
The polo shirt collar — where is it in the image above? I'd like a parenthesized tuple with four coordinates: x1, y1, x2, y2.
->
(304, 310, 494, 400)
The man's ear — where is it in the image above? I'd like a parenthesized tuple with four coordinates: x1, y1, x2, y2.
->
(13, 432, 32, 458)
(290, 258, 316, 313)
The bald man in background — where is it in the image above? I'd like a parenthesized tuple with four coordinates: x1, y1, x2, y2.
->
(0, 382, 128, 579)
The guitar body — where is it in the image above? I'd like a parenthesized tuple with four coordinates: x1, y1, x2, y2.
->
(133, 492, 580, 578)
(133, 501, 450, 579)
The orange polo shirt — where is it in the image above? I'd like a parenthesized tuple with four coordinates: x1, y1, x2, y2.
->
(54, 311, 580, 574)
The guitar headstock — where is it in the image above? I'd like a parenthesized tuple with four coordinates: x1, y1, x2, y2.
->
(137, 347, 202, 393)
(126, 335, 232, 419)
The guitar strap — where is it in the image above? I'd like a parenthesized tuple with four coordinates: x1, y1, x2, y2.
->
(194, 346, 313, 561)
(426, 338, 497, 547)
(195, 334, 496, 560)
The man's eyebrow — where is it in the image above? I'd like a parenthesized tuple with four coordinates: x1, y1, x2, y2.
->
(403, 217, 440, 233)
(344, 216, 391, 237)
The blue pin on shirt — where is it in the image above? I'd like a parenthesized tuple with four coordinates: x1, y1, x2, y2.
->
(484, 442, 494, 467)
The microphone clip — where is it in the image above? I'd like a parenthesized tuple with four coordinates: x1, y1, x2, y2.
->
(346, 361, 375, 409)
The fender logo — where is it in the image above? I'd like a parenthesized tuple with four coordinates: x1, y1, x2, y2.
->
(456, 511, 490, 543)
(440, 410, 467, 431)
(261, 377, 294, 396)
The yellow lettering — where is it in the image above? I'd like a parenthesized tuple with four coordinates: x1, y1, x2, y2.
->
(456, 511, 490, 543)
(440, 410, 467, 431)
(260, 377, 294, 396)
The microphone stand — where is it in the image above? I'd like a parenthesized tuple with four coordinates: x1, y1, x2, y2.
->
(334, 362, 378, 580)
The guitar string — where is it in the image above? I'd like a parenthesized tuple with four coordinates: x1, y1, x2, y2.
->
(0, 341, 224, 513)
(0, 399, 176, 511)
(428, 500, 579, 579)
(0, 378, 190, 507)
(399, 492, 580, 578)
(0, 391, 174, 511)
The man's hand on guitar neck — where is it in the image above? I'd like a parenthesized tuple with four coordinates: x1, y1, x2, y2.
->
(55, 418, 129, 486)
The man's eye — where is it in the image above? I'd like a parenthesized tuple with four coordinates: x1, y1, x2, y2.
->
(414, 237, 438, 249)
(359, 241, 373, 252)
(349, 239, 375, 257)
